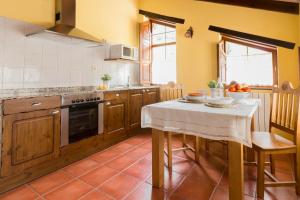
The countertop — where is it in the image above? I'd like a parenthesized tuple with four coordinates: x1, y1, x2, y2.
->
(0, 85, 160, 101)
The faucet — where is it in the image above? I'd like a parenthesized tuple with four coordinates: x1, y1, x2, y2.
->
(127, 76, 131, 87)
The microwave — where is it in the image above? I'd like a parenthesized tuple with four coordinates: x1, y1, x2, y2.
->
(110, 44, 139, 61)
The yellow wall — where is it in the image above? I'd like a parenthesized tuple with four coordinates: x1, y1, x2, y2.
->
(0, 0, 298, 90)
(76, 0, 139, 46)
(0, 0, 55, 27)
(0, 0, 139, 46)
(140, 0, 299, 93)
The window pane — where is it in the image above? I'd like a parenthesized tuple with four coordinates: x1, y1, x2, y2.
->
(152, 46, 165, 61)
(166, 45, 176, 60)
(226, 42, 274, 86)
(166, 26, 175, 32)
(151, 23, 176, 84)
(166, 31, 176, 43)
(152, 46, 176, 84)
(152, 33, 165, 45)
(152, 23, 165, 34)
(226, 42, 247, 56)
(248, 46, 269, 55)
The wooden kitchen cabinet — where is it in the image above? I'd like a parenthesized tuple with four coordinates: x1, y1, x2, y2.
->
(104, 91, 128, 137)
(104, 88, 159, 135)
(1, 108, 61, 177)
(128, 90, 143, 129)
(143, 88, 159, 106)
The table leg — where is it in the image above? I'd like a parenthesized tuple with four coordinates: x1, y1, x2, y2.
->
(152, 128, 164, 188)
(228, 141, 244, 200)
(246, 117, 255, 162)
(166, 132, 173, 169)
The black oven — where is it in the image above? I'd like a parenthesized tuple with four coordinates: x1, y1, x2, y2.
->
(68, 102, 99, 143)
(60, 92, 104, 146)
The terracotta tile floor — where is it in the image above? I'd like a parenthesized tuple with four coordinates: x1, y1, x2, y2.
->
(0, 132, 299, 200)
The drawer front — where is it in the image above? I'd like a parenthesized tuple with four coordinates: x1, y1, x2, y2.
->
(4, 96, 61, 115)
(104, 91, 128, 103)
(143, 88, 158, 93)
(129, 89, 143, 94)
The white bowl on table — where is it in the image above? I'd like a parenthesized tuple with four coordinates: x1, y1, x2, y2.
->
(227, 92, 250, 102)
(186, 95, 206, 102)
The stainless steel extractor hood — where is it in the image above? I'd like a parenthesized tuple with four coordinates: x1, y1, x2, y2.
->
(26, 0, 106, 47)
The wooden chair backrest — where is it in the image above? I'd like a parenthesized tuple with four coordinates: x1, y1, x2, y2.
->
(160, 82, 183, 101)
(270, 81, 300, 144)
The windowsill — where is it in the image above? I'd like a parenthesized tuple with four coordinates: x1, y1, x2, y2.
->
(249, 86, 273, 91)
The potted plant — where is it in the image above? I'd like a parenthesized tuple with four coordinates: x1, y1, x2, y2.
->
(208, 80, 224, 97)
(101, 74, 112, 89)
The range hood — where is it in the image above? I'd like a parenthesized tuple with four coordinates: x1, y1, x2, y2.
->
(26, 0, 106, 47)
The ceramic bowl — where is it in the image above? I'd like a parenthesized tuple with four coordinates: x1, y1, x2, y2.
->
(227, 92, 250, 101)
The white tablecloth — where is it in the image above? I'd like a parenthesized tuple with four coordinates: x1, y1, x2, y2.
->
(141, 99, 260, 147)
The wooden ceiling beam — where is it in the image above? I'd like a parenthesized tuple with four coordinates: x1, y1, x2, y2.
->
(139, 10, 185, 24)
(195, 0, 299, 14)
(209, 25, 296, 49)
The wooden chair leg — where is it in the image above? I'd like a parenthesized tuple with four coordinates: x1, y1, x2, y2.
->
(166, 132, 172, 169)
(257, 151, 265, 199)
(295, 153, 300, 195)
(194, 136, 200, 163)
(270, 155, 276, 175)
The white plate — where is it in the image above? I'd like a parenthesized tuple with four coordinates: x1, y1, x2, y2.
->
(205, 103, 234, 108)
(206, 97, 234, 106)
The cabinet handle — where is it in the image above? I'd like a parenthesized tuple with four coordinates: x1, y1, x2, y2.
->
(51, 110, 60, 115)
(116, 93, 120, 97)
(142, 90, 146, 92)
(32, 102, 42, 107)
(106, 102, 111, 106)
(146, 89, 150, 92)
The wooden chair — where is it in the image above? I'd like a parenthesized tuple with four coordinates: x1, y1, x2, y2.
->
(160, 82, 200, 168)
(252, 81, 300, 199)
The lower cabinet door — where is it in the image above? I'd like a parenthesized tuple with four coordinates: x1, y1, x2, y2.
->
(143, 89, 159, 105)
(104, 101, 127, 137)
(1, 109, 61, 177)
(129, 91, 143, 129)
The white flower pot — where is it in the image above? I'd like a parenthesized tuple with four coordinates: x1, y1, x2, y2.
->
(210, 88, 224, 98)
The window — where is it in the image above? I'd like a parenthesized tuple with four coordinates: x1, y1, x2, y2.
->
(221, 38, 278, 87)
(151, 22, 176, 84)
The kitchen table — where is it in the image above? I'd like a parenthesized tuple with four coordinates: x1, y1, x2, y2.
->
(141, 99, 260, 200)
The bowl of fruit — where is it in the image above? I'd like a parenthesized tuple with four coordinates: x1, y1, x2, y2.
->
(227, 81, 251, 101)
(186, 92, 207, 102)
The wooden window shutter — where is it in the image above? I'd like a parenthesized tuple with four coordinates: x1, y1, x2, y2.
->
(140, 21, 152, 86)
(217, 40, 227, 83)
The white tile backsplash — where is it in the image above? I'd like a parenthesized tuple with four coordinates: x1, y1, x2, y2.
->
(3, 67, 24, 85)
(0, 17, 139, 89)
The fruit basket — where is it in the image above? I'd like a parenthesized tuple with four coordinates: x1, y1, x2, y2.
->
(227, 82, 251, 101)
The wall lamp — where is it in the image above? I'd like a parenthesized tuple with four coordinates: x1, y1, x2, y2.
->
(185, 26, 194, 38)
